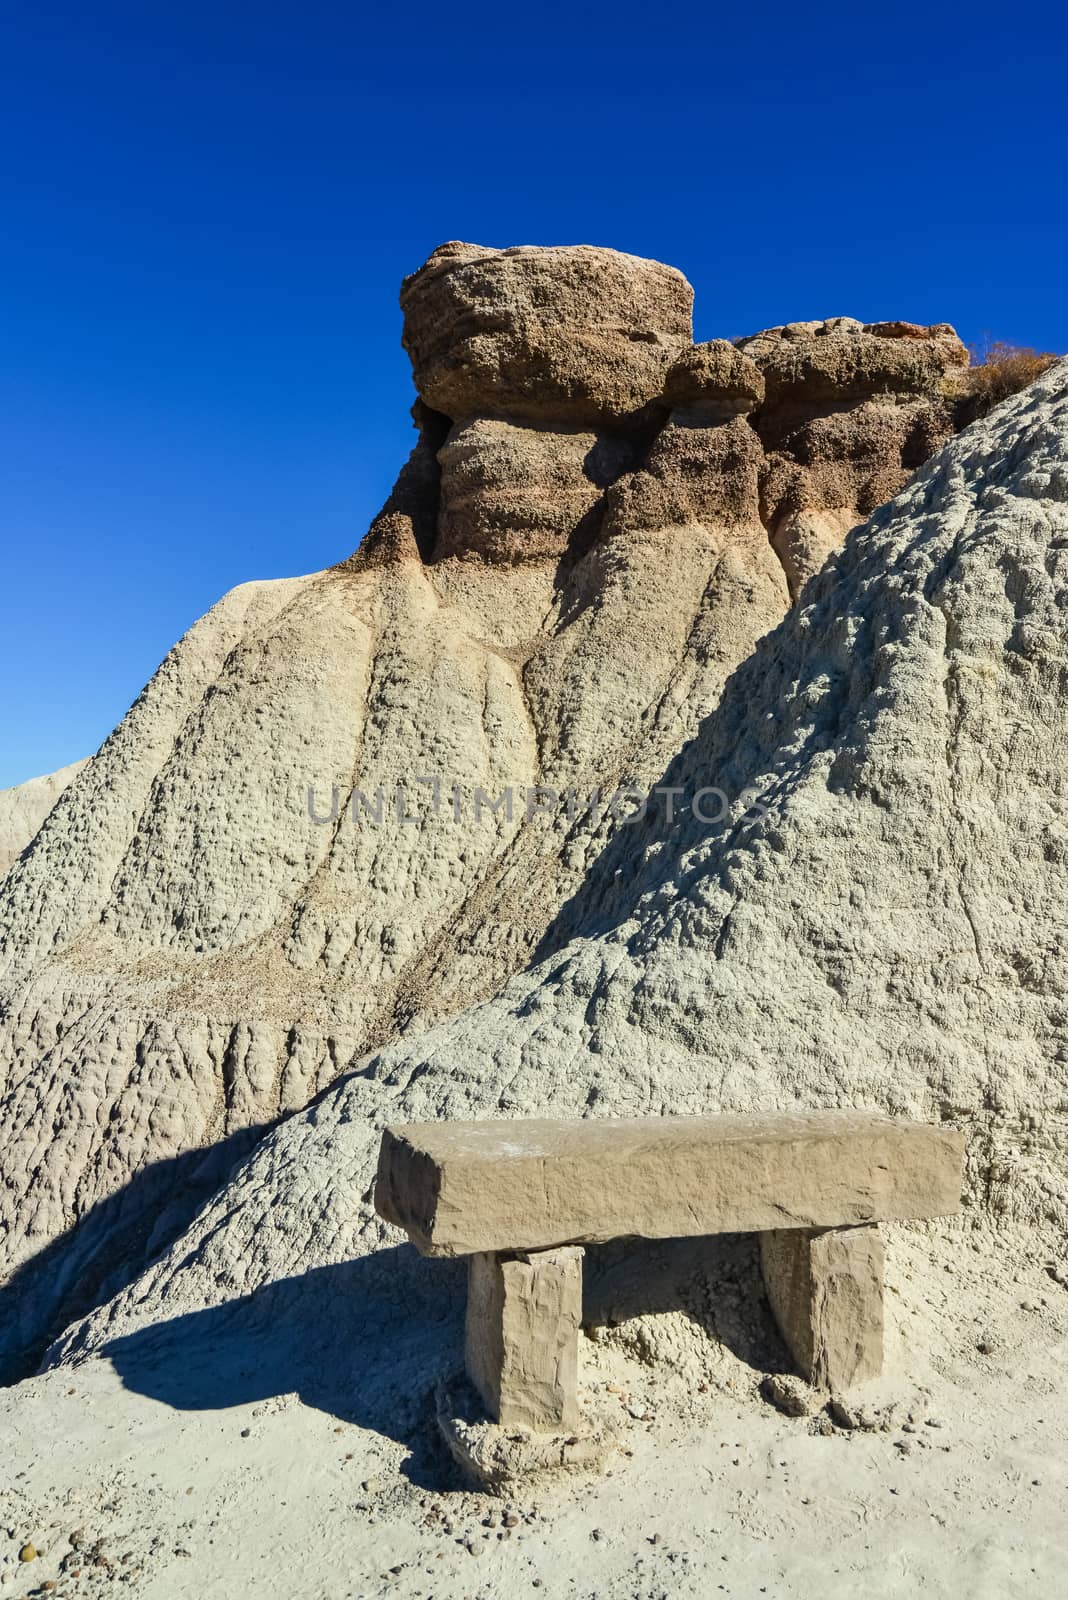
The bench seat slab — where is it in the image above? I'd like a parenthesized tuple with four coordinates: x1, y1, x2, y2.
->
(376, 1112, 964, 1258)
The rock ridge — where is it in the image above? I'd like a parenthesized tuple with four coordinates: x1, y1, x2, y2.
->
(367, 243, 970, 593)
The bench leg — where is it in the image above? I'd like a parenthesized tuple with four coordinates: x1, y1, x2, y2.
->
(464, 1245, 584, 1432)
(760, 1224, 884, 1392)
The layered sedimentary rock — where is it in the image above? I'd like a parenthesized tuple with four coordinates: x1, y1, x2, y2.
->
(0, 241, 984, 1377)
(744, 317, 969, 596)
(54, 359, 1068, 1371)
(435, 419, 641, 563)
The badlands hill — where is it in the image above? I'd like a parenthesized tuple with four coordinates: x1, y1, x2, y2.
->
(0, 242, 981, 1380)
(1, 246, 1067, 1600)
(52, 347, 1068, 1375)
(0, 759, 86, 875)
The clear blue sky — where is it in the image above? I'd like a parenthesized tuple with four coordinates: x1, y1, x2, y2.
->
(2, 0, 1065, 787)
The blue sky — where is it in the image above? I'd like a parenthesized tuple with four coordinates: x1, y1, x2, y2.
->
(2, 0, 1065, 786)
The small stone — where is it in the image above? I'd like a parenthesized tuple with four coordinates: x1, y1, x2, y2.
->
(591, 1528, 606, 1541)
(18, 1544, 37, 1564)
(240, 1428, 251, 1438)
(503, 1513, 520, 1528)
(761, 1373, 824, 1418)
(830, 1397, 881, 1431)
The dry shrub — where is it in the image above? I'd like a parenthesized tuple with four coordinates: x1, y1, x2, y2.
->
(956, 340, 1060, 426)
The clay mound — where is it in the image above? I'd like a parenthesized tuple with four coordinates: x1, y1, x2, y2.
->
(0, 241, 976, 1377)
(51, 357, 1068, 1367)
(0, 759, 86, 875)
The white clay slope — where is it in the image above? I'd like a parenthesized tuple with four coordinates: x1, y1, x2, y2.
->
(0, 760, 87, 874)
(52, 357, 1068, 1371)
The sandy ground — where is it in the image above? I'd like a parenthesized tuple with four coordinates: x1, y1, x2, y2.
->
(1, 1225, 1065, 1600)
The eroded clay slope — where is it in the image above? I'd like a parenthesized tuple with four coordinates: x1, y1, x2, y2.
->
(56, 357, 1068, 1366)
(0, 241, 972, 1375)
(0, 760, 87, 875)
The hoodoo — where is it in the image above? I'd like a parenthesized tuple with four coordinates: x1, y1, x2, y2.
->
(0, 242, 1040, 1386)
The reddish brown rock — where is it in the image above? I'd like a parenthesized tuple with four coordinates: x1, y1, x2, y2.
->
(601, 414, 763, 538)
(400, 241, 693, 428)
(737, 315, 967, 596)
(435, 418, 639, 564)
(662, 340, 764, 418)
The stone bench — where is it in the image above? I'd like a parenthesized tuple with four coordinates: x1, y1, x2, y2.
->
(374, 1111, 964, 1432)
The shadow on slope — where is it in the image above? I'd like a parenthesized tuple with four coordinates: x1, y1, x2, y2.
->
(0, 1122, 271, 1387)
(103, 1249, 467, 1486)
(101, 1235, 790, 1488)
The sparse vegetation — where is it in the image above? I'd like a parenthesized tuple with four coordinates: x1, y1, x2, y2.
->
(956, 339, 1060, 426)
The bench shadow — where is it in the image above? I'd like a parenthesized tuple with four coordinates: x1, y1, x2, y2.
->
(103, 1247, 468, 1488)
(102, 1233, 791, 1488)
(583, 1231, 794, 1375)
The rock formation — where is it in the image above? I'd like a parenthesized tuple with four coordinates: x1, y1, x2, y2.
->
(0, 241, 988, 1377)
(399, 241, 693, 429)
(743, 317, 968, 596)
(54, 355, 1068, 1373)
